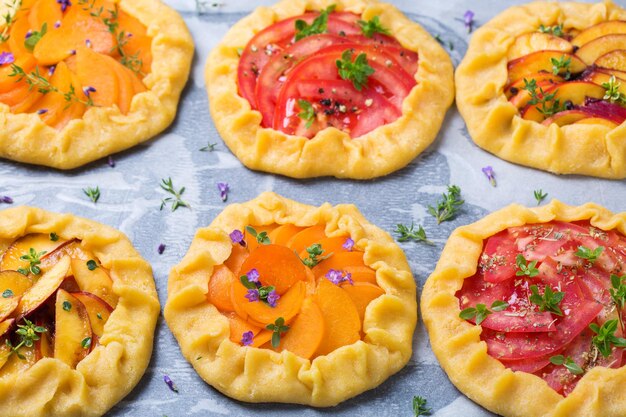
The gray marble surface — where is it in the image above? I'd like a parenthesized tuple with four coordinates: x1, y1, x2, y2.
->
(1, 0, 625, 416)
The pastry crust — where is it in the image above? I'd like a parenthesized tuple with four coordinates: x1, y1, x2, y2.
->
(0, 206, 160, 417)
(421, 200, 626, 417)
(0, 0, 194, 170)
(456, 1, 626, 179)
(164, 192, 416, 406)
(205, 0, 454, 179)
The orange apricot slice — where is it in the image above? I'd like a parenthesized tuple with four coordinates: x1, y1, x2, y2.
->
(341, 282, 385, 321)
(231, 279, 305, 326)
(28, 61, 74, 126)
(207, 265, 235, 312)
(224, 244, 248, 276)
(251, 329, 272, 348)
(8, 9, 33, 56)
(28, 0, 63, 31)
(108, 57, 134, 114)
(312, 251, 370, 279)
(298, 236, 349, 259)
(50, 69, 86, 130)
(286, 225, 327, 254)
(223, 311, 261, 344)
(244, 225, 276, 253)
(117, 10, 147, 37)
(75, 46, 118, 107)
(314, 278, 361, 356)
(268, 224, 304, 246)
(278, 297, 324, 359)
(121, 34, 151, 75)
(0, 54, 36, 93)
(240, 244, 307, 294)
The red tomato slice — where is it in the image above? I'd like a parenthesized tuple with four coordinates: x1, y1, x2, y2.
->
(481, 231, 518, 283)
(500, 353, 552, 373)
(543, 329, 591, 395)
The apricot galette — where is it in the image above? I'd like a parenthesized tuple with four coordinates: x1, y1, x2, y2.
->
(422, 201, 626, 417)
(206, 0, 454, 179)
(456, 1, 626, 179)
(165, 192, 416, 406)
(0, 206, 159, 417)
(0, 0, 193, 169)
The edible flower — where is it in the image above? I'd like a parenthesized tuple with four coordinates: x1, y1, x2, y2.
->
(245, 289, 259, 302)
(325, 269, 353, 286)
(342, 237, 355, 251)
(107, 155, 115, 167)
(163, 375, 179, 393)
(217, 182, 229, 202)
(56, 0, 71, 12)
(229, 229, 245, 245)
(246, 268, 260, 283)
(241, 331, 254, 346)
(482, 166, 496, 187)
(1, 196, 13, 204)
(82, 86, 96, 98)
(266, 290, 280, 307)
(37, 109, 48, 115)
(463, 10, 475, 33)
(0, 52, 14, 66)
(158, 243, 166, 254)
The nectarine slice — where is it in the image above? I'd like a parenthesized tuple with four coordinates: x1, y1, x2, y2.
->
(506, 72, 564, 99)
(0, 296, 19, 323)
(508, 79, 561, 109)
(278, 297, 324, 359)
(314, 278, 360, 356)
(39, 239, 90, 270)
(572, 21, 626, 47)
(72, 292, 112, 338)
(0, 345, 36, 376)
(507, 32, 573, 61)
(521, 82, 605, 122)
(595, 49, 626, 72)
(0, 233, 64, 273)
(574, 117, 619, 128)
(240, 244, 307, 294)
(585, 70, 626, 95)
(507, 51, 586, 82)
(207, 265, 236, 312)
(70, 258, 117, 308)
(14, 255, 70, 318)
(576, 34, 626, 65)
(0, 318, 14, 338)
(541, 110, 590, 126)
(53, 289, 92, 367)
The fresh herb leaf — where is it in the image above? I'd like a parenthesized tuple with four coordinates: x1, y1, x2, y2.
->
(549, 355, 584, 375)
(297, 99, 316, 128)
(83, 186, 100, 203)
(6, 319, 46, 359)
(81, 337, 92, 349)
(266, 317, 289, 348)
(357, 16, 390, 38)
(394, 223, 434, 245)
(336, 49, 375, 91)
(574, 245, 603, 264)
(24, 23, 47, 51)
(62, 300, 72, 311)
(529, 284, 564, 316)
(412, 395, 432, 416)
(534, 189, 548, 205)
(602, 75, 626, 105)
(539, 23, 564, 37)
(459, 300, 509, 325)
(301, 243, 332, 268)
(523, 78, 564, 116)
(159, 178, 190, 211)
(294, 5, 335, 41)
(515, 254, 539, 277)
(589, 319, 626, 358)
(610, 274, 626, 333)
(2, 289, 13, 298)
(428, 185, 464, 224)
(551, 55, 572, 80)
(49, 232, 59, 241)
(19, 247, 46, 275)
(199, 142, 218, 152)
(86, 260, 98, 271)
(9, 64, 94, 106)
(245, 226, 270, 245)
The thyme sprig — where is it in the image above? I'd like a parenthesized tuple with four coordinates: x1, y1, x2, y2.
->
(529, 285, 565, 316)
(523, 78, 564, 117)
(5, 319, 46, 359)
(159, 178, 190, 211)
(539, 23, 565, 38)
(301, 243, 332, 268)
(83, 186, 100, 203)
(18, 248, 47, 276)
(0, 0, 22, 43)
(428, 185, 464, 224)
(602, 75, 626, 105)
(589, 319, 626, 358)
(412, 396, 432, 416)
(551, 55, 572, 80)
(395, 223, 434, 245)
(534, 189, 548, 205)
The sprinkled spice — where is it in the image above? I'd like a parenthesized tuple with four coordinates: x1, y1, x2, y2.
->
(0, 52, 15, 66)
(158, 244, 166, 254)
(482, 166, 496, 187)
(229, 229, 245, 246)
(217, 182, 229, 202)
(342, 237, 355, 251)
(163, 375, 179, 393)
(241, 331, 254, 346)
(325, 269, 354, 286)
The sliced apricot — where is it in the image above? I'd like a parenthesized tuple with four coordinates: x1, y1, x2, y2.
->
(0, 54, 36, 93)
(207, 265, 235, 312)
(231, 279, 305, 326)
(75, 46, 118, 107)
(117, 10, 147, 37)
(28, 0, 63, 31)
(298, 236, 349, 259)
(223, 311, 261, 344)
(8, 10, 33, 56)
(244, 225, 276, 253)
(50, 69, 86, 130)
(314, 278, 360, 356)
(341, 282, 385, 321)
(349, 270, 378, 285)
(0, 80, 32, 108)
(240, 244, 307, 294)
(286, 225, 327, 254)
(312, 251, 370, 279)
(120, 34, 151, 75)
(268, 224, 304, 246)
(278, 297, 324, 359)
(251, 329, 272, 348)
(121, 63, 146, 94)
(108, 56, 134, 114)
(224, 244, 248, 276)
(28, 61, 74, 126)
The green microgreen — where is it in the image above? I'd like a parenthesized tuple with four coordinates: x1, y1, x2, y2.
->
(427, 185, 464, 224)
(245, 226, 270, 245)
(549, 355, 584, 375)
(589, 319, 626, 358)
(336, 49, 375, 91)
(159, 178, 190, 212)
(529, 284, 565, 316)
(49, 232, 59, 242)
(81, 337, 92, 349)
(534, 189, 548, 205)
(96, 312, 103, 320)
(574, 245, 604, 264)
(199, 142, 218, 152)
(523, 78, 564, 117)
(357, 16, 390, 38)
(83, 186, 100, 203)
(551, 55, 572, 80)
(266, 317, 289, 348)
(602, 75, 626, 105)
(459, 300, 509, 325)
(297, 99, 316, 128)
(301, 243, 332, 268)
(6, 319, 46, 360)
(394, 223, 434, 245)
(294, 5, 335, 41)
(610, 274, 626, 333)
(539, 23, 564, 38)
(62, 300, 72, 311)
(86, 260, 98, 271)
(515, 254, 539, 277)
(24, 23, 47, 51)
(2, 289, 13, 298)
(412, 395, 431, 416)
(19, 247, 46, 275)
(0, 0, 22, 43)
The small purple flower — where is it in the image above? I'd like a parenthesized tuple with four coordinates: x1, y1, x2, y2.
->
(246, 268, 260, 283)
(107, 155, 115, 167)
(163, 375, 178, 393)
(464, 10, 475, 33)
(325, 269, 353, 286)
(217, 182, 229, 202)
(37, 109, 48, 115)
(158, 243, 166, 254)
(54, 20, 61, 29)
(343, 272, 353, 285)
(0, 196, 13, 204)
(70, 49, 77, 55)
(56, 0, 71, 12)
(82, 86, 96, 97)
(0, 52, 14, 66)
(85, 39, 92, 48)
(229, 229, 245, 245)
(342, 237, 355, 251)
(482, 166, 496, 187)
(48, 65, 56, 76)
(25, 30, 32, 39)
(241, 331, 254, 346)
(266, 290, 280, 308)
(245, 289, 259, 302)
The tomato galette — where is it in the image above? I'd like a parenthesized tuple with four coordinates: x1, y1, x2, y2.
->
(0, 206, 159, 417)
(421, 201, 626, 417)
(456, 1, 626, 179)
(0, 0, 193, 169)
(206, 0, 454, 179)
(165, 192, 416, 406)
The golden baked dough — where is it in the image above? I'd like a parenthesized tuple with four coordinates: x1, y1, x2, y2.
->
(0, 0, 193, 169)
(205, 0, 454, 179)
(456, 1, 626, 179)
(0, 206, 160, 417)
(164, 192, 416, 406)
(421, 200, 626, 417)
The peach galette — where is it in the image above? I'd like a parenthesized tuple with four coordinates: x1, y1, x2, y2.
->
(456, 1, 626, 178)
(0, 0, 193, 169)
(422, 201, 626, 417)
(0, 206, 159, 417)
(206, 0, 453, 179)
(165, 192, 416, 406)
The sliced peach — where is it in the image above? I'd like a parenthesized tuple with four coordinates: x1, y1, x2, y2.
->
(0, 296, 19, 323)
(222, 311, 261, 344)
(70, 258, 117, 308)
(585, 70, 626, 95)
(576, 34, 626, 65)
(75, 46, 118, 107)
(314, 278, 360, 356)
(509, 80, 562, 109)
(35, 328, 52, 360)
(207, 265, 235, 312)
(39, 239, 90, 271)
(0, 233, 66, 272)
(50, 69, 86, 130)
(53, 289, 92, 368)
(72, 292, 112, 338)
(268, 224, 304, 246)
(0, 345, 36, 376)
(507, 32, 573, 61)
(312, 251, 370, 279)
(0, 53, 36, 93)
(541, 110, 591, 126)
(341, 282, 385, 321)
(520, 82, 606, 122)
(277, 297, 324, 359)
(120, 34, 152, 75)
(507, 51, 586, 82)
(595, 49, 626, 72)
(0, 319, 14, 339)
(28, 0, 63, 31)
(505, 72, 564, 99)
(0, 340, 10, 371)
(14, 255, 70, 318)
(231, 279, 305, 327)
(223, 244, 248, 276)
(572, 20, 626, 47)
(240, 244, 307, 294)
(0, 270, 32, 301)
(10, 83, 43, 114)
(574, 117, 619, 128)
(286, 225, 327, 255)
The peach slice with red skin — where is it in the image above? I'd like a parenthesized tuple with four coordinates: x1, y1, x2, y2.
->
(541, 110, 591, 126)
(520, 81, 606, 122)
(53, 289, 92, 367)
(14, 255, 70, 318)
(507, 51, 586, 83)
(509, 79, 562, 109)
(572, 21, 626, 47)
(505, 71, 564, 99)
(507, 32, 573, 61)
(0, 232, 66, 273)
(70, 258, 117, 308)
(584, 70, 626, 95)
(72, 291, 112, 338)
(574, 117, 619, 128)
(0, 297, 19, 323)
(0, 345, 36, 375)
(575, 34, 626, 65)
(595, 49, 626, 73)
(0, 270, 33, 298)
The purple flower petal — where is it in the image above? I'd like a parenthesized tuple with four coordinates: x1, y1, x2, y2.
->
(342, 237, 355, 251)
(54, 20, 61, 29)
(245, 289, 259, 302)
(229, 229, 244, 245)
(1, 196, 13, 204)
(266, 290, 280, 308)
(82, 86, 96, 97)
(25, 30, 32, 39)
(56, 0, 71, 12)
(217, 182, 229, 202)
(481, 166, 496, 187)
(37, 109, 48, 115)
(107, 155, 115, 167)
(325, 269, 344, 285)
(241, 330, 254, 346)
(163, 375, 179, 393)
(343, 272, 354, 285)
(158, 243, 166, 254)
(464, 10, 475, 33)
(246, 268, 260, 283)
(0, 52, 15, 66)
(48, 65, 56, 76)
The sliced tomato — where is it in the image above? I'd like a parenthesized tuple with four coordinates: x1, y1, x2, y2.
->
(481, 231, 518, 283)
(543, 329, 591, 395)
(500, 353, 553, 373)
